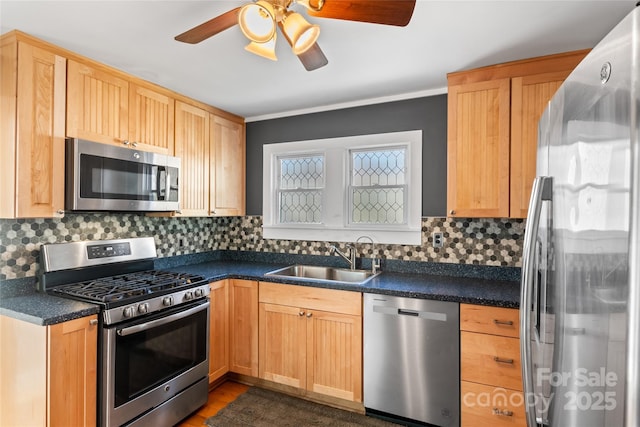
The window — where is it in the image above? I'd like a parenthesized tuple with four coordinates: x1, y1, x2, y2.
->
(263, 131, 422, 244)
(277, 154, 324, 223)
(350, 148, 407, 225)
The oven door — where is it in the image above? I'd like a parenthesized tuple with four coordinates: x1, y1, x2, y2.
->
(102, 300, 209, 427)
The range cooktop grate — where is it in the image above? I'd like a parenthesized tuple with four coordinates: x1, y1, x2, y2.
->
(50, 270, 205, 303)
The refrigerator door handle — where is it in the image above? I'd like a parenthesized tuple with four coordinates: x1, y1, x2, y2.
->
(520, 176, 552, 427)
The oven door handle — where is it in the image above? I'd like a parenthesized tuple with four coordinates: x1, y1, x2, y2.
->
(116, 302, 208, 337)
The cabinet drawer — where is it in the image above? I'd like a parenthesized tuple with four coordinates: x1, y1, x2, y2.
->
(461, 331, 522, 391)
(461, 381, 525, 427)
(259, 282, 361, 316)
(460, 304, 519, 338)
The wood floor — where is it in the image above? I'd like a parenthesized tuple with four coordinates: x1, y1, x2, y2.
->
(178, 381, 250, 427)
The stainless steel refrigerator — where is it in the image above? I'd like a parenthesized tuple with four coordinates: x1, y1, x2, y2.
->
(520, 6, 639, 427)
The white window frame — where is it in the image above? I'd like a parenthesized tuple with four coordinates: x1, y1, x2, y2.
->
(263, 130, 422, 244)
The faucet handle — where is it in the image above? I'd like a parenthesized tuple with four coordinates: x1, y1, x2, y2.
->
(371, 257, 381, 274)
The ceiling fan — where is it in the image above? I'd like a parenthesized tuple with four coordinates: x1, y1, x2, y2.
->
(175, 0, 416, 71)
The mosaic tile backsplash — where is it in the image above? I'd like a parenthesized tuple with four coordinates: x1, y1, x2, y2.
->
(0, 214, 524, 280)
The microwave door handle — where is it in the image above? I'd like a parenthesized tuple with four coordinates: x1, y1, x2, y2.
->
(165, 168, 171, 201)
(116, 302, 208, 337)
(156, 166, 167, 201)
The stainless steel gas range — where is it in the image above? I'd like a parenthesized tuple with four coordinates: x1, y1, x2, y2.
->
(38, 237, 210, 427)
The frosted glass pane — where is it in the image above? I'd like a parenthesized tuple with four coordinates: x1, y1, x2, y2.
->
(279, 156, 324, 189)
(352, 188, 404, 224)
(279, 190, 322, 223)
(352, 149, 405, 186)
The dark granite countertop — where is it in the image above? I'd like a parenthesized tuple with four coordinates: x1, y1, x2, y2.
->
(164, 260, 521, 308)
(0, 253, 520, 326)
(0, 277, 99, 326)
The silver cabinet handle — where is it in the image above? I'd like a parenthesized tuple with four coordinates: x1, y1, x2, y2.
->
(520, 176, 552, 427)
(493, 356, 514, 364)
(449, 209, 456, 215)
(493, 408, 514, 417)
(299, 311, 305, 317)
(306, 312, 313, 318)
(123, 140, 130, 145)
(132, 141, 138, 147)
(493, 319, 514, 326)
(89, 319, 98, 326)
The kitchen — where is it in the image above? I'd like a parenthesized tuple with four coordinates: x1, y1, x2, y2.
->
(0, 1, 638, 427)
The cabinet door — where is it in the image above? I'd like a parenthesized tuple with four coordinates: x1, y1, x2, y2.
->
(460, 331, 522, 391)
(307, 310, 362, 402)
(48, 315, 98, 427)
(67, 60, 129, 145)
(129, 84, 175, 155)
(259, 302, 307, 389)
(15, 42, 66, 218)
(0, 315, 47, 426)
(229, 279, 258, 376)
(447, 78, 511, 217)
(174, 101, 210, 216)
(209, 280, 229, 383)
(210, 114, 245, 216)
(461, 381, 525, 427)
(510, 71, 570, 218)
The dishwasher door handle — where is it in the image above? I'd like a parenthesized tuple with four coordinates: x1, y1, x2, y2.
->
(372, 305, 448, 322)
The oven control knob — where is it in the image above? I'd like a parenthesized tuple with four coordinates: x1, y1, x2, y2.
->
(184, 290, 194, 301)
(123, 306, 136, 318)
(162, 296, 174, 307)
(138, 303, 149, 314)
(194, 288, 204, 298)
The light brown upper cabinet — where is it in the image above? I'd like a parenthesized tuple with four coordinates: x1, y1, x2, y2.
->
(0, 35, 66, 218)
(67, 59, 129, 145)
(447, 50, 588, 218)
(510, 71, 571, 217)
(128, 83, 175, 154)
(174, 100, 211, 216)
(173, 101, 246, 217)
(210, 114, 246, 216)
(67, 61, 175, 154)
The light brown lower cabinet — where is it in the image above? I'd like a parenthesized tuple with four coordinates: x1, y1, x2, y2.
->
(460, 303, 524, 427)
(208, 279, 259, 383)
(208, 280, 229, 383)
(0, 314, 97, 426)
(258, 282, 362, 402)
(229, 279, 259, 376)
(461, 381, 526, 427)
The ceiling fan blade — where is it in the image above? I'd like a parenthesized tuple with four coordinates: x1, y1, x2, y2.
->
(308, 0, 416, 26)
(175, 7, 241, 44)
(298, 43, 329, 71)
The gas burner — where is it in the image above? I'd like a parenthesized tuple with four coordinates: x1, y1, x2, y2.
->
(51, 270, 206, 304)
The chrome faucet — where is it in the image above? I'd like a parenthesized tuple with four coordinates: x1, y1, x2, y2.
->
(356, 235, 381, 274)
(329, 244, 356, 270)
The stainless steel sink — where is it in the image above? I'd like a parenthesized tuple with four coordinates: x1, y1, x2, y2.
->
(264, 264, 379, 284)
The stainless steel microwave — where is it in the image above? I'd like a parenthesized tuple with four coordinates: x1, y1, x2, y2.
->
(65, 138, 180, 212)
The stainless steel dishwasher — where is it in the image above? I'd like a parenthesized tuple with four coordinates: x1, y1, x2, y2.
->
(364, 293, 459, 427)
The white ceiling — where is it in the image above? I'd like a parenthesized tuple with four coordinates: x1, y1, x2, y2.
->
(0, 1, 636, 121)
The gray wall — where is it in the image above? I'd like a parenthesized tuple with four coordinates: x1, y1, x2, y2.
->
(245, 94, 447, 216)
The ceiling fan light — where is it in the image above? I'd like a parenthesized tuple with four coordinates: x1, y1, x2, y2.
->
(296, 0, 325, 12)
(283, 12, 320, 55)
(239, 1, 276, 43)
(245, 34, 278, 61)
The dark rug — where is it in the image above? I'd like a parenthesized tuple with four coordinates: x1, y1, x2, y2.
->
(204, 387, 398, 426)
